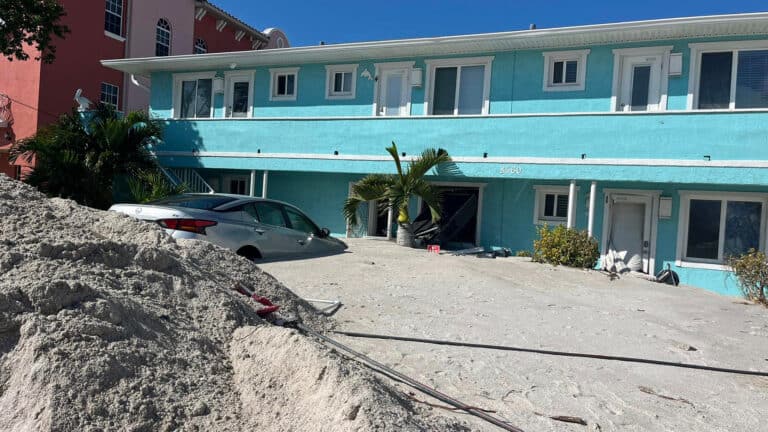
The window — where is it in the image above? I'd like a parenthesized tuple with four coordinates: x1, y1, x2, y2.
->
(533, 186, 575, 225)
(425, 57, 493, 115)
(269, 67, 299, 101)
(156, 19, 171, 56)
(104, 0, 123, 36)
(325, 64, 358, 99)
(284, 206, 319, 235)
(252, 202, 288, 227)
(677, 192, 767, 268)
(172, 73, 215, 118)
(690, 41, 768, 109)
(194, 38, 207, 54)
(100, 82, 119, 107)
(542, 50, 589, 91)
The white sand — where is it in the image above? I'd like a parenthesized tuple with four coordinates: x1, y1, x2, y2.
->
(0, 176, 467, 431)
(260, 238, 768, 432)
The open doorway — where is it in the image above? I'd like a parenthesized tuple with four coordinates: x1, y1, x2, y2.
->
(367, 200, 391, 237)
(413, 184, 483, 249)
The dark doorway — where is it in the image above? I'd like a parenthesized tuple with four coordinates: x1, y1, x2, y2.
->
(416, 186, 479, 249)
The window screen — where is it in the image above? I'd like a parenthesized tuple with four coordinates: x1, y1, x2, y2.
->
(735, 50, 768, 108)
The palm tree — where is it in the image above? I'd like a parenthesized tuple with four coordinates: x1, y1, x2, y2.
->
(10, 104, 162, 209)
(343, 142, 454, 246)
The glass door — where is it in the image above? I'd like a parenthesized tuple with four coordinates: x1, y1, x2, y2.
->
(226, 73, 253, 118)
(378, 69, 409, 116)
(619, 55, 662, 111)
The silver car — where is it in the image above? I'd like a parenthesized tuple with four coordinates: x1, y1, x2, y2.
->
(109, 194, 347, 261)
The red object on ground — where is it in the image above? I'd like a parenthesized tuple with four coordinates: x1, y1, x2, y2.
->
(232, 283, 280, 316)
(427, 245, 441, 254)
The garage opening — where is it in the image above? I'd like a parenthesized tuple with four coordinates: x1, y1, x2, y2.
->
(413, 185, 480, 249)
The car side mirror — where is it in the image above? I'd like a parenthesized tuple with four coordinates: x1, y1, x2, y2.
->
(319, 228, 330, 238)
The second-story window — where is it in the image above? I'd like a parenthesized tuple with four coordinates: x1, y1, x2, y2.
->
(194, 38, 208, 54)
(693, 44, 768, 109)
(173, 73, 215, 118)
(542, 50, 589, 92)
(104, 0, 123, 36)
(100, 82, 119, 108)
(269, 68, 299, 101)
(325, 64, 357, 99)
(156, 19, 171, 56)
(426, 57, 493, 115)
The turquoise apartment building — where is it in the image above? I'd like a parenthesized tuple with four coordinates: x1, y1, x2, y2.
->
(104, 13, 768, 296)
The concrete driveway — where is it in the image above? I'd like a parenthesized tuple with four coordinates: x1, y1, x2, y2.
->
(260, 239, 768, 431)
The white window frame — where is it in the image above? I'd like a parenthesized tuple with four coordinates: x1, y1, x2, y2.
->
(424, 56, 493, 116)
(269, 67, 299, 101)
(325, 64, 358, 100)
(610, 46, 672, 112)
(676, 191, 768, 270)
(99, 82, 119, 108)
(194, 38, 207, 54)
(372, 61, 415, 117)
(171, 72, 216, 119)
(223, 70, 255, 118)
(542, 50, 590, 92)
(156, 18, 172, 57)
(104, 0, 123, 38)
(687, 40, 768, 110)
(532, 185, 578, 225)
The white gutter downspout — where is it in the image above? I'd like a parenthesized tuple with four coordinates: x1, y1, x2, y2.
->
(130, 74, 150, 92)
(567, 180, 577, 229)
(588, 181, 597, 237)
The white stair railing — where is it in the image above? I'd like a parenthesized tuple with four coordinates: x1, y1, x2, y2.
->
(160, 167, 214, 194)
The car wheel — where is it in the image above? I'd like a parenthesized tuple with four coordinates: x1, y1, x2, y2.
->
(237, 246, 262, 262)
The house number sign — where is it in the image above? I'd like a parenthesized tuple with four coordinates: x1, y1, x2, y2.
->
(499, 166, 523, 175)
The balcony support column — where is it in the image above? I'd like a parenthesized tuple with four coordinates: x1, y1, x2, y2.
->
(249, 170, 256, 197)
(262, 170, 269, 198)
(567, 180, 577, 229)
(386, 205, 393, 240)
(588, 181, 597, 237)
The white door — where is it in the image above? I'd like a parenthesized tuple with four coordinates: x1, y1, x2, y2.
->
(619, 55, 662, 112)
(226, 75, 252, 118)
(378, 69, 409, 116)
(607, 195, 652, 272)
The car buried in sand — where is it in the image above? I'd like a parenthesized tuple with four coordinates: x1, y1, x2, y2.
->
(109, 194, 347, 261)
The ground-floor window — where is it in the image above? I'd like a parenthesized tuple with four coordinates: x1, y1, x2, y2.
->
(678, 192, 767, 267)
(532, 185, 575, 225)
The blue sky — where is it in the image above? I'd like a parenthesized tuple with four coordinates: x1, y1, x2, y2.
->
(213, 0, 768, 47)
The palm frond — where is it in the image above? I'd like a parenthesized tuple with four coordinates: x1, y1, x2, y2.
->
(413, 179, 444, 223)
(343, 196, 366, 227)
(385, 142, 404, 178)
(408, 147, 452, 180)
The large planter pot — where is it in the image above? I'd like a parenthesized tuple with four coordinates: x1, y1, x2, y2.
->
(396, 224, 413, 247)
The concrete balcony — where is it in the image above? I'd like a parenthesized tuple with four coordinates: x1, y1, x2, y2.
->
(157, 110, 768, 186)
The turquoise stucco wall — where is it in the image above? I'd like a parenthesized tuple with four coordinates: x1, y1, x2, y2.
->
(150, 35, 768, 118)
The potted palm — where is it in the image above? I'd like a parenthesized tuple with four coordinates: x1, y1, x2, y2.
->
(343, 142, 453, 247)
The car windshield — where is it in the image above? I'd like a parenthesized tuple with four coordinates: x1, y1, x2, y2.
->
(149, 195, 237, 210)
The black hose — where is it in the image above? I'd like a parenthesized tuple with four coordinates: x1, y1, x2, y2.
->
(295, 324, 524, 432)
(333, 330, 768, 378)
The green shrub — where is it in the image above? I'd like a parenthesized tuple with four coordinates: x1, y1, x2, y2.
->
(532, 224, 599, 268)
(727, 249, 768, 305)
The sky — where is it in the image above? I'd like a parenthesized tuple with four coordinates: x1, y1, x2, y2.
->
(213, 0, 768, 47)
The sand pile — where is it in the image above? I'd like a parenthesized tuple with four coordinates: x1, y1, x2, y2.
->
(0, 175, 467, 431)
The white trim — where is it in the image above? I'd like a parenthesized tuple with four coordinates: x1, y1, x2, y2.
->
(372, 61, 415, 116)
(154, 150, 768, 169)
(600, 189, 661, 274)
(542, 49, 590, 92)
(424, 56, 494, 116)
(269, 67, 299, 101)
(610, 46, 672, 112)
(171, 72, 216, 119)
(687, 40, 768, 110)
(104, 31, 126, 42)
(99, 82, 120, 108)
(675, 190, 768, 268)
(325, 64, 358, 100)
(223, 70, 255, 118)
